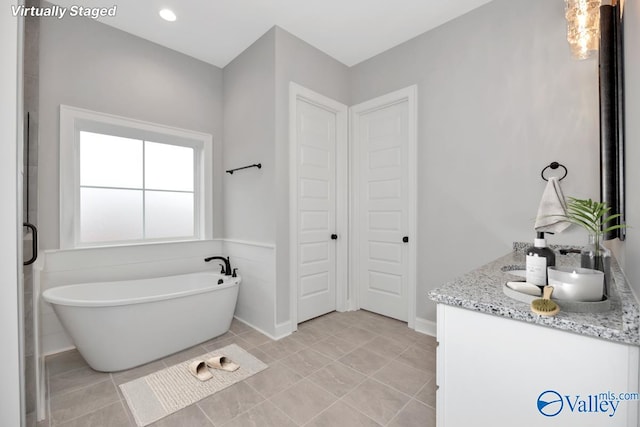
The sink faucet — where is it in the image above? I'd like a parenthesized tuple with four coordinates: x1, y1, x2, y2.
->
(204, 256, 231, 276)
(559, 248, 582, 255)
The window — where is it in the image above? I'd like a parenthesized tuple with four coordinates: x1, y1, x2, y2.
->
(60, 105, 212, 248)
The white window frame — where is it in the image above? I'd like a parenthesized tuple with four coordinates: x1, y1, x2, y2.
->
(59, 105, 213, 249)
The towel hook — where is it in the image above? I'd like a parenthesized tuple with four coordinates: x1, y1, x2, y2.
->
(541, 162, 568, 181)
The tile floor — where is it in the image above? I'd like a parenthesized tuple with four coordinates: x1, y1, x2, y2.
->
(37, 310, 436, 426)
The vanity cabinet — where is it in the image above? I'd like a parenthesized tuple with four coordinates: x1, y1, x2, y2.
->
(436, 304, 639, 427)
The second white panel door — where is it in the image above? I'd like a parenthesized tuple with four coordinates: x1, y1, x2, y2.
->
(352, 94, 412, 322)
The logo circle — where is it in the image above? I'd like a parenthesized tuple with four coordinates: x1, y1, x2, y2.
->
(537, 390, 563, 417)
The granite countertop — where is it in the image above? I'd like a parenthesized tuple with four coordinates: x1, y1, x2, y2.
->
(428, 243, 640, 346)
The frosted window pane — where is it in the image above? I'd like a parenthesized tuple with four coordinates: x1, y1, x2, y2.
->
(80, 188, 143, 243)
(145, 191, 194, 239)
(145, 142, 194, 191)
(80, 131, 143, 188)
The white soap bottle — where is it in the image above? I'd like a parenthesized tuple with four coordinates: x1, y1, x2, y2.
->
(525, 232, 556, 286)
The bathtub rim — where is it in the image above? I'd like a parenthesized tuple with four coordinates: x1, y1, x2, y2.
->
(42, 272, 241, 308)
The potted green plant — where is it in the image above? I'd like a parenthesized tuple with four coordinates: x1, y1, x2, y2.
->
(562, 198, 626, 285)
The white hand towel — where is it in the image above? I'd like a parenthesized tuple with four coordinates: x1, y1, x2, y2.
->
(534, 177, 571, 233)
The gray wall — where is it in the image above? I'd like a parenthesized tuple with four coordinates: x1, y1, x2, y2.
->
(222, 28, 276, 244)
(624, 0, 640, 298)
(273, 27, 350, 324)
(221, 26, 351, 325)
(350, 0, 601, 322)
(38, 7, 224, 250)
(35, 0, 638, 331)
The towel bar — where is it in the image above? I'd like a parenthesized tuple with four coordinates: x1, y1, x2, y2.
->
(226, 163, 262, 175)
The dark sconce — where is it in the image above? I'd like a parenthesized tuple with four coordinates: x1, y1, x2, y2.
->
(599, 0, 625, 240)
(564, 0, 625, 240)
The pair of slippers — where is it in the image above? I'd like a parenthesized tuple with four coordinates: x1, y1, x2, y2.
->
(189, 356, 240, 381)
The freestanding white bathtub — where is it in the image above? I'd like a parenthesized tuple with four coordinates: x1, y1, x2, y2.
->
(42, 272, 240, 372)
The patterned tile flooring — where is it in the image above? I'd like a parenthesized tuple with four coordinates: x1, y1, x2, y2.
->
(36, 310, 436, 426)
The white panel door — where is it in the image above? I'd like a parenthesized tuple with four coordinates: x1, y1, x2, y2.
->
(295, 98, 338, 322)
(353, 95, 412, 322)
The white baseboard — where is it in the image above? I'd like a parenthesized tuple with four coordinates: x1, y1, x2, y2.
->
(273, 321, 292, 340)
(233, 316, 291, 341)
(414, 316, 437, 337)
(42, 345, 76, 358)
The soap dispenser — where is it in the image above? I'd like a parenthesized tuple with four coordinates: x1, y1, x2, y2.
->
(525, 232, 556, 286)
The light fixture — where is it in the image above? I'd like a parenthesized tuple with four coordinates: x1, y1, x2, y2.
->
(564, 0, 601, 59)
(159, 8, 177, 22)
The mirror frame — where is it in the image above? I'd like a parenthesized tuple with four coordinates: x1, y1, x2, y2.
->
(599, 1, 625, 241)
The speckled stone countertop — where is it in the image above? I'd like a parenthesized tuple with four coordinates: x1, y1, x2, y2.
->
(428, 243, 640, 346)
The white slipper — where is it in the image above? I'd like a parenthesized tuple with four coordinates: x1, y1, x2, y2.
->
(206, 355, 240, 372)
(188, 360, 213, 381)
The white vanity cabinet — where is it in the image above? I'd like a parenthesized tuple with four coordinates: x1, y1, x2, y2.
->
(436, 304, 639, 427)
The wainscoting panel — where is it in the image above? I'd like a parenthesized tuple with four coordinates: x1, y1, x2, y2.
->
(222, 239, 278, 338)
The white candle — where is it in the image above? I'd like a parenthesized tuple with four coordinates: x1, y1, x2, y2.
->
(547, 266, 604, 302)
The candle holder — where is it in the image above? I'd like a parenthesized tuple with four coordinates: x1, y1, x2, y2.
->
(547, 266, 604, 302)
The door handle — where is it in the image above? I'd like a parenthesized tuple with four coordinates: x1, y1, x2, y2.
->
(331, 234, 338, 240)
(23, 222, 38, 266)
(402, 236, 409, 243)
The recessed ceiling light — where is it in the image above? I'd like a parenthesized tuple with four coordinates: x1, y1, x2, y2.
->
(159, 9, 176, 22)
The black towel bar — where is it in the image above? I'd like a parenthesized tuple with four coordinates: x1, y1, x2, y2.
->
(226, 163, 262, 175)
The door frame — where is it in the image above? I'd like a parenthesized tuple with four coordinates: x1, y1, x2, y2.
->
(1, 6, 25, 426)
(349, 85, 418, 328)
(289, 83, 348, 330)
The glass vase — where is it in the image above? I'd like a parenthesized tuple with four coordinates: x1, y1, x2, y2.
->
(580, 234, 611, 298)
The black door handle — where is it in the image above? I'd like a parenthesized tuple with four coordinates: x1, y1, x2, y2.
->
(402, 236, 409, 243)
(331, 234, 338, 240)
(23, 222, 38, 266)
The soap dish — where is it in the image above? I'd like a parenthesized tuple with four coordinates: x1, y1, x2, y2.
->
(501, 265, 526, 279)
(506, 281, 541, 296)
(502, 282, 612, 313)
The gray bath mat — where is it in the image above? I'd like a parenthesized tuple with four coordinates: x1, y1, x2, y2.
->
(120, 344, 268, 426)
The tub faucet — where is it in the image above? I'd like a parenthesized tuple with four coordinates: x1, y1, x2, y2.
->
(204, 256, 231, 276)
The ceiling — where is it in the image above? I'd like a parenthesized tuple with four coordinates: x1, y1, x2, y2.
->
(50, 0, 495, 68)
